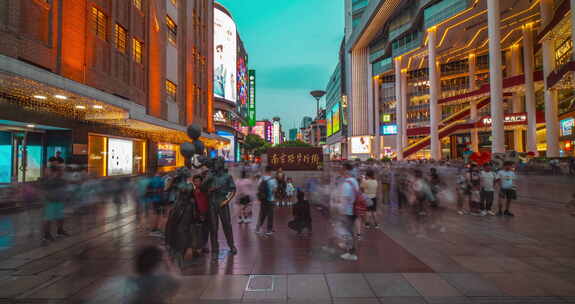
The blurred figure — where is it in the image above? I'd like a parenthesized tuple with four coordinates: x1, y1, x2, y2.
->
(123, 246, 180, 304)
(192, 175, 210, 254)
(276, 168, 287, 206)
(361, 170, 379, 229)
(455, 168, 468, 215)
(479, 163, 497, 216)
(567, 192, 575, 216)
(335, 162, 360, 261)
(146, 171, 166, 237)
(285, 178, 296, 206)
(412, 170, 431, 216)
(288, 189, 312, 236)
(256, 166, 277, 236)
(428, 168, 441, 208)
(235, 170, 254, 224)
(41, 166, 69, 244)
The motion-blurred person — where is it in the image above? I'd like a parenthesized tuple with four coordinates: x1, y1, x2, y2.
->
(479, 163, 497, 216)
(361, 170, 379, 229)
(336, 162, 360, 261)
(428, 168, 441, 207)
(288, 189, 312, 236)
(496, 161, 517, 217)
(41, 166, 69, 244)
(412, 170, 431, 216)
(276, 168, 287, 206)
(192, 175, 210, 254)
(235, 170, 254, 224)
(146, 171, 166, 237)
(256, 166, 277, 236)
(285, 177, 296, 206)
(455, 168, 468, 215)
(123, 245, 180, 304)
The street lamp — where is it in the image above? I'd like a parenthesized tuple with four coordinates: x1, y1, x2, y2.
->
(310, 90, 326, 118)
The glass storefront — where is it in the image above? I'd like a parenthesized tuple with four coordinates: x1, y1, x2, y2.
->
(88, 134, 146, 177)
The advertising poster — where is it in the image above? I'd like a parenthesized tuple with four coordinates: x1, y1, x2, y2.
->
(561, 118, 574, 136)
(238, 56, 248, 117)
(252, 122, 266, 139)
(108, 138, 133, 176)
(157, 143, 177, 167)
(332, 103, 340, 134)
(381, 124, 398, 135)
(214, 8, 237, 103)
(350, 136, 372, 154)
(217, 131, 236, 162)
(326, 110, 332, 137)
(248, 70, 256, 126)
(267, 147, 323, 171)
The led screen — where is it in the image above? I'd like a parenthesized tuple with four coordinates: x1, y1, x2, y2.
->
(332, 103, 340, 134)
(217, 131, 236, 162)
(214, 8, 237, 103)
(326, 110, 332, 137)
(561, 118, 574, 136)
(158, 143, 177, 167)
(108, 138, 133, 176)
(381, 124, 398, 135)
(252, 122, 266, 139)
(350, 136, 372, 154)
(238, 56, 248, 110)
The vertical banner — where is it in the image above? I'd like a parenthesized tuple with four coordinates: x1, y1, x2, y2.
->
(248, 70, 256, 126)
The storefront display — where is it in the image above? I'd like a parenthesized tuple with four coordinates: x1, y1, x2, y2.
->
(108, 138, 133, 176)
(158, 143, 177, 167)
(88, 134, 146, 177)
(217, 131, 236, 162)
(350, 136, 372, 154)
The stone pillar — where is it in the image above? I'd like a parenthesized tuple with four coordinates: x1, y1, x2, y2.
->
(468, 53, 480, 152)
(541, 0, 560, 157)
(523, 23, 539, 155)
(374, 77, 381, 159)
(510, 44, 525, 152)
(428, 27, 441, 160)
(395, 57, 404, 160)
(401, 68, 408, 149)
(487, 0, 506, 154)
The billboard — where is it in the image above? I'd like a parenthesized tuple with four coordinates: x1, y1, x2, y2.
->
(252, 121, 266, 139)
(273, 121, 281, 145)
(561, 118, 574, 136)
(157, 143, 177, 167)
(326, 110, 333, 137)
(214, 8, 237, 103)
(108, 138, 133, 176)
(248, 70, 256, 126)
(350, 136, 372, 154)
(217, 131, 236, 162)
(237, 55, 248, 114)
(332, 103, 341, 134)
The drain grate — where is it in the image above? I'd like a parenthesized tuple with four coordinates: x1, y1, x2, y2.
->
(245, 275, 275, 292)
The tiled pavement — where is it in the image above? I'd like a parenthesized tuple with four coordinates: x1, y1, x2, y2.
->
(0, 172, 574, 303)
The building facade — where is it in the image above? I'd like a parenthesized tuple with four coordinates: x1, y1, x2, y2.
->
(345, 0, 575, 160)
(0, 0, 224, 183)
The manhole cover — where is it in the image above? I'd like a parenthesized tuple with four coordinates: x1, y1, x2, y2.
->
(246, 275, 275, 292)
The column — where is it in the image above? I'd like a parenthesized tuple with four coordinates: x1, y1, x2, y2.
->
(541, 0, 560, 157)
(487, 0, 505, 154)
(428, 27, 441, 160)
(468, 53, 480, 152)
(571, 0, 575, 60)
(523, 23, 538, 155)
(374, 77, 382, 159)
(401, 68, 408, 149)
(395, 57, 404, 160)
(510, 44, 525, 152)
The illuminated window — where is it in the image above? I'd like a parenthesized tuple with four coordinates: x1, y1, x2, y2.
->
(170, 0, 177, 6)
(166, 80, 177, 100)
(91, 6, 107, 41)
(166, 16, 177, 45)
(114, 24, 127, 53)
(133, 0, 142, 10)
(132, 38, 143, 63)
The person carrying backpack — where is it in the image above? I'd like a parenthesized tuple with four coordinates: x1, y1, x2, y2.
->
(256, 166, 278, 236)
(336, 162, 363, 261)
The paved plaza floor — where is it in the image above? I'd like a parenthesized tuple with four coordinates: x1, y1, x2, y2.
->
(1, 172, 575, 303)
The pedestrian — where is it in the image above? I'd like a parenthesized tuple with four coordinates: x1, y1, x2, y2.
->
(40, 166, 70, 244)
(146, 171, 166, 237)
(48, 151, 65, 167)
(123, 245, 180, 304)
(429, 168, 441, 207)
(235, 170, 254, 224)
(288, 189, 312, 236)
(285, 178, 296, 206)
(455, 168, 468, 215)
(361, 170, 379, 229)
(496, 161, 517, 217)
(479, 163, 497, 216)
(466, 164, 481, 214)
(336, 162, 361, 261)
(276, 168, 287, 206)
(192, 175, 210, 254)
(412, 170, 431, 216)
(256, 166, 278, 236)
(468, 182, 482, 216)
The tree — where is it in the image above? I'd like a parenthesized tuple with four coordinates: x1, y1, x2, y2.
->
(244, 134, 271, 156)
(275, 140, 313, 148)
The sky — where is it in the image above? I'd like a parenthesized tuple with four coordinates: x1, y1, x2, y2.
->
(217, 0, 345, 131)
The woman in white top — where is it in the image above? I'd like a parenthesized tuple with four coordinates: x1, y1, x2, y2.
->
(361, 170, 379, 229)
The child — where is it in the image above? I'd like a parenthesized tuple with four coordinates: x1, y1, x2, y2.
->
(123, 245, 180, 304)
(469, 183, 482, 216)
(496, 161, 517, 217)
(480, 163, 497, 216)
(285, 178, 296, 207)
(288, 190, 312, 236)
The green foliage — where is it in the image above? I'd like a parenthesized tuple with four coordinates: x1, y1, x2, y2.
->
(275, 140, 313, 148)
(244, 134, 270, 156)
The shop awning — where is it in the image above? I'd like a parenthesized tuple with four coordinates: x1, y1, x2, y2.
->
(0, 55, 229, 146)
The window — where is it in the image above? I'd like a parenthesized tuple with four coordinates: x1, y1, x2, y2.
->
(114, 24, 127, 53)
(166, 16, 177, 45)
(91, 6, 107, 40)
(133, 0, 142, 10)
(166, 80, 177, 100)
(132, 38, 143, 63)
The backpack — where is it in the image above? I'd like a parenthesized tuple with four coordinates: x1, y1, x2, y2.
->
(257, 177, 270, 202)
(345, 180, 367, 217)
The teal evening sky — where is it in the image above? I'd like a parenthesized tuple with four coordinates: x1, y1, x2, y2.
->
(217, 0, 345, 130)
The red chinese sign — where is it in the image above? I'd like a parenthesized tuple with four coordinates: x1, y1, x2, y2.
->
(267, 147, 323, 171)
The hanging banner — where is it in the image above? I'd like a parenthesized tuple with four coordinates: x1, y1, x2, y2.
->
(267, 147, 323, 171)
(248, 70, 256, 126)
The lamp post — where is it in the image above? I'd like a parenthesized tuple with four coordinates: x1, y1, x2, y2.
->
(310, 90, 326, 118)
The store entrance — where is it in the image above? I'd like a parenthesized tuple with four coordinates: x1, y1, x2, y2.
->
(11, 131, 44, 183)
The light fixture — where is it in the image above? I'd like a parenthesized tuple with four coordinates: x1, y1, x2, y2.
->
(93, 105, 103, 109)
(75, 105, 86, 109)
(33, 95, 47, 100)
(26, 124, 35, 128)
(54, 95, 68, 100)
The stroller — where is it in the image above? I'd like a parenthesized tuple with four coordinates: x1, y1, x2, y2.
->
(163, 169, 208, 270)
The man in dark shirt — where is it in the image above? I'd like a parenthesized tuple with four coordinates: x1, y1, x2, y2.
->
(48, 151, 65, 166)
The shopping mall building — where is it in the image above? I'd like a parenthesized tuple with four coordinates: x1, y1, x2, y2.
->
(345, 0, 575, 160)
(0, 0, 228, 184)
